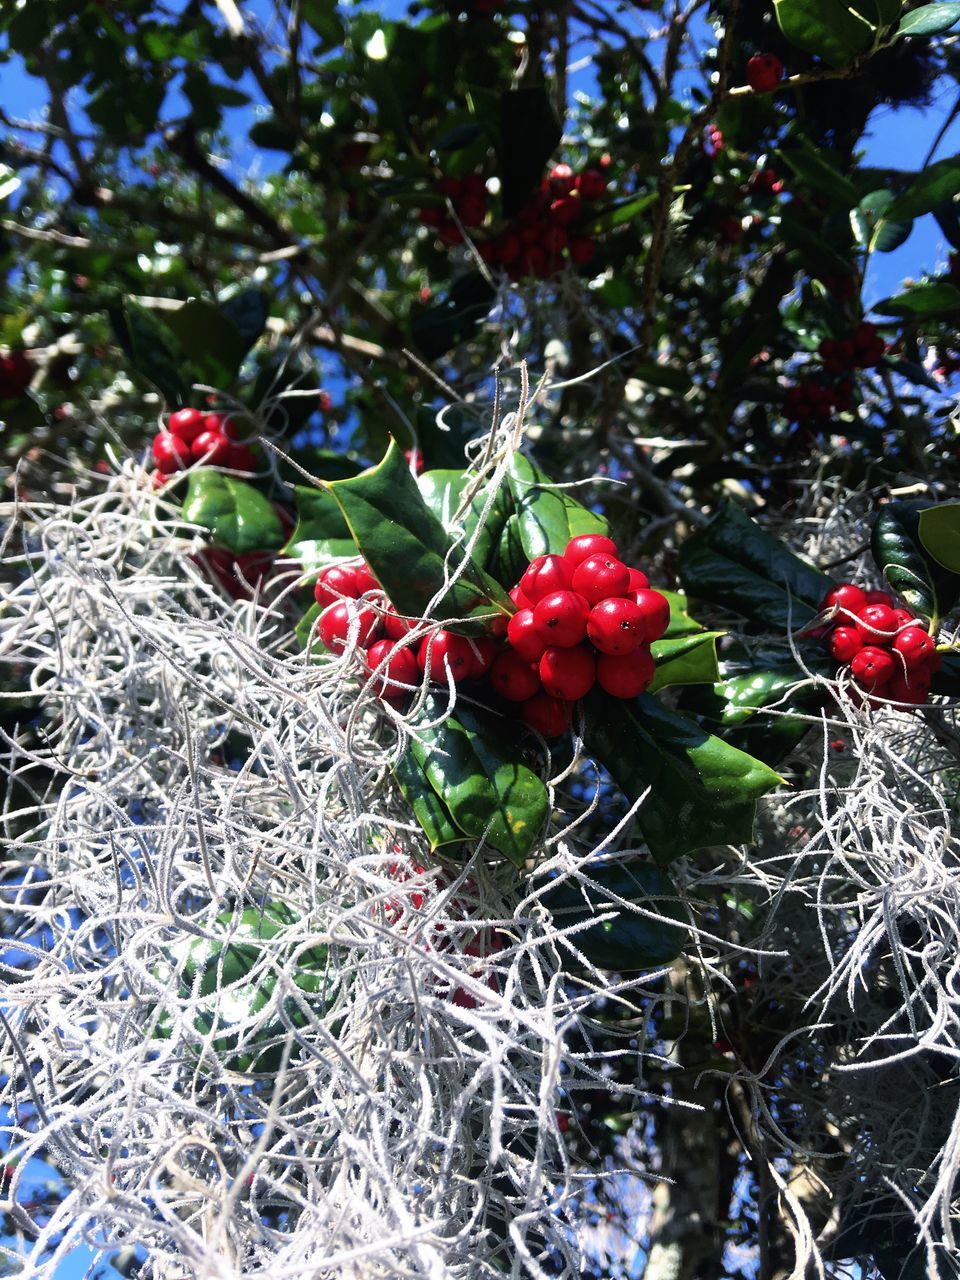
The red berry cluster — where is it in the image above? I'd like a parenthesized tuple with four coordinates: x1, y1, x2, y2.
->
(419, 173, 489, 247)
(820, 583, 940, 705)
(784, 377, 853, 425)
(0, 350, 33, 400)
(151, 408, 256, 477)
(477, 163, 605, 279)
(818, 322, 887, 373)
(746, 53, 784, 94)
(500, 534, 671, 736)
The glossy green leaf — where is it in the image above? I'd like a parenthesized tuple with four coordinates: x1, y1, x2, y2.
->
(649, 632, 723, 694)
(918, 503, 960, 572)
(884, 154, 960, 221)
(392, 749, 464, 851)
(418, 469, 512, 572)
(537, 862, 685, 971)
(253, 364, 324, 436)
(497, 513, 529, 587)
(415, 404, 477, 470)
(773, 0, 875, 66)
(182, 471, 285, 555)
(324, 442, 512, 623)
(160, 298, 248, 390)
(507, 454, 609, 561)
(897, 3, 960, 36)
(875, 282, 960, 316)
(851, 189, 912, 253)
(660, 590, 709, 639)
(582, 690, 783, 863)
(409, 694, 549, 866)
(295, 602, 322, 652)
(678, 504, 833, 630)
(497, 86, 562, 218)
(109, 297, 188, 408)
(219, 288, 270, 356)
(410, 271, 496, 360)
(285, 486, 356, 572)
(777, 144, 860, 209)
(582, 193, 658, 234)
(872, 501, 960, 622)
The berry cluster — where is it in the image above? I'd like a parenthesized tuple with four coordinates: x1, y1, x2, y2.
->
(784, 377, 853, 424)
(419, 173, 489, 247)
(0, 350, 33, 400)
(818, 322, 887, 373)
(820, 582, 940, 705)
(500, 534, 671, 735)
(746, 53, 784, 94)
(152, 407, 256, 477)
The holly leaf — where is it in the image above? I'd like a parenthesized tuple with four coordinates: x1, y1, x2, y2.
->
(285, 486, 357, 573)
(773, 0, 875, 67)
(536, 862, 685, 972)
(497, 86, 562, 218)
(661, 590, 710, 638)
(506, 453, 609, 561)
(678, 504, 833, 630)
(883, 153, 960, 221)
(410, 271, 496, 360)
(182, 472, 285, 555)
(875, 282, 960, 316)
(897, 3, 960, 37)
(392, 749, 464, 851)
(496, 513, 529, 587)
(295, 602, 322, 652)
(160, 298, 248, 390)
(649, 632, 723, 694)
(851, 189, 912, 253)
(872, 501, 960, 622)
(418, 469, 513, 573)
(408, 695, 550, 866)
(109, 296, 189, 407)
(777, 144, 860, 209)
(918, 503, 960, 573)
(219, 288, 270, 356)
(582, 691, 783, 864)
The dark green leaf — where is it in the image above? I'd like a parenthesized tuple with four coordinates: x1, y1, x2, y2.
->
(918, 503, 960, 572)
(392, 749, 464, 851)
(285, 486, 356, 572)
(875, 282, 960, 316)
(109, 297, 189, 407)
(182, 472, 285, 555)
(582, 690, 783, 863)
(537, 862, 685, 971)
(418, 468, 512, 572)
(884, 153, 960, 220)
(295, 602, 322, 652)
(506, 453, 609, 561)
(872, 501, 960, 622)
(851, 189, 912, 253)
(497, 513, 529, 586)
(898, 3, 960, 36)
(648, 632, 723, 693)
(884, 356, 944, 392)
(160, 299, 247, 390)
(219, 288, 270, 356)
(497, 86, 563, 217)
(253, 363, 322, 436)
(678, 505, 833, 630)
(777, 144, 860, 208)
(323, 441, 512, 622)
(435, 121, 485, 151)
(409, 694, 550, 866)
(582, 193, 658, 234)
(773, 0, 875, 66)
(415, 404, 477, 470)
(934, 196, 960, 248)
(410, 271, 496, 360)
(0, 393, 44, 432)
(661, 590, 709, 639)
(249, 118, 300, 151)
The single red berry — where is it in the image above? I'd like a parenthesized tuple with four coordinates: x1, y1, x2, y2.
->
(548, 196, 580, 227)
(0, 350, 33, 397)
(202, 411, 240, 440)
(856, 604, 898, 646)
(319, 600, 382, 654)
(887, 669, 932, 705)
(576, 168, 606, 201)
(828, 626, 863, 663)
(586, 598, 646, 655)
(383, 605, 413, 640)
(892, 626, 935, 670)
(152, 432, 190, 474)
(850, 646, 896, 690)
(564, 534, 619, 567)
(863, 590, 893, 607)
(571, 554, 631, 604)
(520, 554, 573, 603)
(746, 53, 784, 94)
(631, 589, 672, 642)
(191, 429, 233, 465)
(539, 644, 595, 701)
(548, 163, 576, 197)
(167, 407, 205, 443)
(568, 237, 595, 266)
(457, 194, 487, 227)
(489, 649, 541, 701)
(507, 609, 549, 662)
(542, 225, 569, 257)
(353, 564, 380, 595)
(893, 607, 918, 629)
(509, 585, 532, 610)
(465, 635, 497, 679)
(227, 444, 256, 471)
(820, 583, 867, 618)
(532, 590, 590, 647)
(595, 648, 656, 699)
(627, 567, 650, 591)
(314, 564, 360, 608)
(519, 692, 573, 738)
(418, 629, 476, 682)
(366, 638, 420, 699)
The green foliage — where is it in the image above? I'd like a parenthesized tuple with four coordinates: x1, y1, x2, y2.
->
(506, 454, 609, 560)
(873, 501, 960, 621)
(918, 503, 960, 572)
(773, 0, 877, 66)
(182, 471, 285, 554)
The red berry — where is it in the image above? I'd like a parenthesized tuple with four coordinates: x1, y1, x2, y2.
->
(893, 608, 917, 629)
(519, 693, 572, 738)
(548, 196, 580, 227)
(630, 589, 672, 642)
(548, 163, 576, 197)
(828, 626, 863, 663)
(366, 638, 420, 700)
(314, 564, 360, 608)
(489, 650, 541, 701)
(856, 604, 898, 646)
(319, 600, 382, 654)
(520, 554, 573, 603)
(353, 564, 380, 595)
(532, 590, 590, 648)
(418, 629, 476, 682)
(0, 350, 33, 397)
(627, 567, 650, 591)
(576, 168, 606, 201)
(850, 646, 896, 690)
(564, 534, 619, 567)
(383, 605, 413, 640)
(191, 429, 233, 465)
(465, 635, 497, 679)
(227, 444, 256, 471)
(746, 53, 784, 94)
(539, 644, 595, 701)
(509, 585, 532, 610)
(863, 590, 893, 607)
(596, 648, 656, 699)
(887, 669, 932, 705)
(571, 554, 631, 604)
(820, 583, 867, 618)
(586, 598, 647, 655)
(203, 411, 240, 440)
(507, 609, 549, 662)
(152, 432, 190, 474)
(458, 194, 487, 227)
(892, 626, 935, 670)
(167, 407, 205, 443)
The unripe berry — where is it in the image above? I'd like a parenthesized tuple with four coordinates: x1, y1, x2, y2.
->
(587, 598, 646, 655)
(519, 693, 572, 738)
(892, 626, 935, 670)
(489, 649, 541, 701)
(820, 583, 867, 618)
(319, 600, 382, 654)
(418, 629, 476, 682)
(532, 590, 590, 647)
(571, 554, 631, 604)
(564, 534, 618, 567)
(152, 432, 190, 474)
(856, 604, 898, 645)
(507, 609, 549, 662)
(167, 407, 205, 443)
(828, 626, 863, 663)
(520, 554, 573, 603)
(631, 589, 672, 641)
(850, 646, 895, 690)
(191, 429, 232, 465)
(366, 638, 420, 699)
(596, 648, 656, 699)
(539, 644, 596, 700)
(314, 564, 360, 608)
